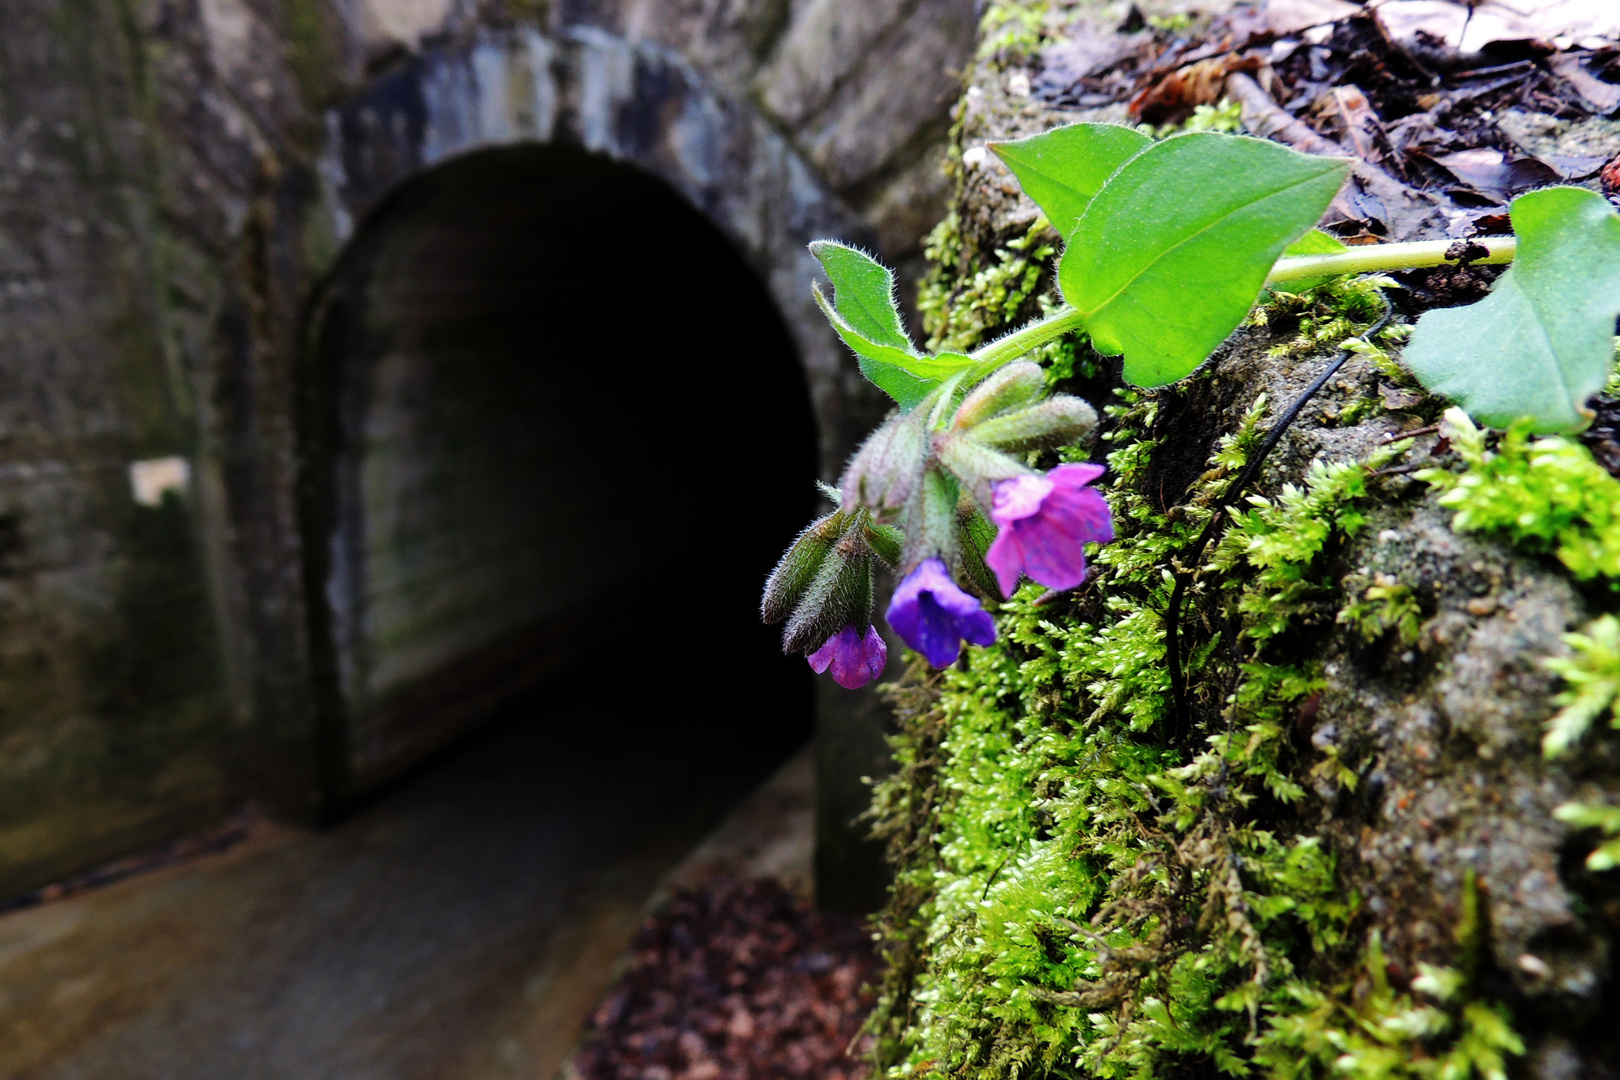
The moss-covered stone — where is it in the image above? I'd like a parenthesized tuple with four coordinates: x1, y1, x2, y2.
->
(863, 16, 1620, 1078)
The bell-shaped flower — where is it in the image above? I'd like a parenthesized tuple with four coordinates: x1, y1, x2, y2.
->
(885, 558, 996, 668)
(985, 463, 1114, 597)
(807, 624, 888, 689)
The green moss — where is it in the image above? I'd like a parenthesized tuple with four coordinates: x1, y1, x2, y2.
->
(867, 376, 1524, 1076)
(1554, 799, 1620, 871)
(920, 214, 1058, 355)
(1541, 613, 1620, 757)
(1418, 409, 1620, 583)
(977, 1, 1052, 61)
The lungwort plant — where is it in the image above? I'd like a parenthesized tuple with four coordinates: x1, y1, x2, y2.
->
(763, 123, 1620, 686)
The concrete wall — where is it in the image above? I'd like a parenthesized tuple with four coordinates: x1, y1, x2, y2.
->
(0, 0, 974, 897)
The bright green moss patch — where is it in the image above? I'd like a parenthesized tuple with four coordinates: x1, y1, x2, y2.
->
(865, 382, 1523, 1077)
(1419, 408, 1620, 583)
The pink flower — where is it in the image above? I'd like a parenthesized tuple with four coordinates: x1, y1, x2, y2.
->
(985, 463, 1114, 597)
(807, 624, 888, 689)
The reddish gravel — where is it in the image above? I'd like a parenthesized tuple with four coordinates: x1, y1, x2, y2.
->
(569, 878, 878, 1080)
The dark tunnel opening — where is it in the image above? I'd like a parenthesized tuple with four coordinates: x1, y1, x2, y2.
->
(299, 145, 818, 818)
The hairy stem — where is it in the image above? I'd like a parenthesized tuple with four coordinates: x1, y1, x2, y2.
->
(1266, 237, 1516, 283)
(966, 238, 1516, 370)
(968, 306, 1088, 369)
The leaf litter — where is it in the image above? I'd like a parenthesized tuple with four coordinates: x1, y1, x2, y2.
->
(1031, 0, 1620, 240)
(566, 878, 878, 1080)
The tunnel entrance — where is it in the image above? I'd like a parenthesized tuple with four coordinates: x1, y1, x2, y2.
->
(300, 145, 817, 810)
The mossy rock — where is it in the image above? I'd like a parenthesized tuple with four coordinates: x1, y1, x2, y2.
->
(864, 31, 1620, 1080)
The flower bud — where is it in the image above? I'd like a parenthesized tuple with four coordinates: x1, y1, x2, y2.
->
(782, 531, 876, 655)
(955, 503, 1002, 600)
(953, 362, 1044, 430)
(841, 414, 926, 515)
(967, 396, 1097, 454)
(761, 511, 843, 624)
(865, 521, 903, 569)
(901, 467, 964, 572)
(935, 436, 1030, 515)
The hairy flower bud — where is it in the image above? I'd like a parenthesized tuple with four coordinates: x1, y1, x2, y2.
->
(761, 511, 843, 624)
(935, 436, 1031, 515)
(841, 414, 926, 515)
(865, 521, 903, 568)
(956, 503, 1002, 600)
(952, 361, 1044, 430)
(781, 525, 877, 655)
(900, 467, 964, 572)
(967, 396, 1098, 454)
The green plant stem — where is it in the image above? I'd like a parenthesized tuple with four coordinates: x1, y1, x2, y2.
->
(969, 306, 1088, 369)
(1266, 237, 1516, 284)
(967, 238, 1518, 370)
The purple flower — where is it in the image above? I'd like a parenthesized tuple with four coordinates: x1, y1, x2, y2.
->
(886, 558, 997, 668)
(807, 624, 888, 689)
(985, 463, 1115, 597)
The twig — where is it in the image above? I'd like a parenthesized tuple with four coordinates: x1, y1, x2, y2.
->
(1164, 290, 1394, 741)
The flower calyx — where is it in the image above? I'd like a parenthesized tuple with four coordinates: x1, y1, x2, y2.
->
(841, 413, 926, 517)
(762, 503, 898, 657)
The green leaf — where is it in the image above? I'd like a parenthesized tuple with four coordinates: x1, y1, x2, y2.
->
(812, 284, 971, 409)
(1059, 133, 1349, 387)
(809, 240, 912, 351)
(1270, 229, 1348, 293)
(1402, 187, 1620, 434)
(989, 123, 1152, 240)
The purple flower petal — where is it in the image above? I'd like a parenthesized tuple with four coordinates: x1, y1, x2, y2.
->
(986, 465, 1115, 596)
(990, 474, 1054, 523)
(885, 558, 997, 668)
(807, 624, 888, 689)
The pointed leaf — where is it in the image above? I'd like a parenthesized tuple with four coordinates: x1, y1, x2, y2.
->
(1060, 133, 1349, 387)
(1403, 186, 1620, 434)
(1270, 229, 1348, 293)
(813, 285, 971, 410)
(989, 123, 1153, 240)
(809, 240, 913, 351)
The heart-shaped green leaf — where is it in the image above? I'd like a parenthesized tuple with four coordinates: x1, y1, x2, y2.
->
(812, 284, 972, 410)
(1402, 186, 1620, 434)
(990, 123, 1152, 240)
(1060, 133, 1350, 387)
(809, 240, 912, 351)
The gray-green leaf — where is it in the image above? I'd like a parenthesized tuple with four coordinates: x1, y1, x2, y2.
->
(1402, 186, 1620, 434)
(809, 240, 912, 351)
(1060, 133, 1349, 388)
(990, 123, 1153, 240)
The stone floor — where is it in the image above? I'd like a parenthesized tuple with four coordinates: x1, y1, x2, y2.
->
(0, 658, 813, 1080)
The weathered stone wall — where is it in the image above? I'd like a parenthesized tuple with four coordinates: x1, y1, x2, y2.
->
(0, 0, 975, 895)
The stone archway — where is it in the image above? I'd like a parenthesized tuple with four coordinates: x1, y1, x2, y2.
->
(303, 30, 903, 899)
(300, 142, 819, 806)
(314, 26, 885, 485)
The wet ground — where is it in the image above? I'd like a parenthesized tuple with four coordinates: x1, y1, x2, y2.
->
(0, 651, 812, 1080)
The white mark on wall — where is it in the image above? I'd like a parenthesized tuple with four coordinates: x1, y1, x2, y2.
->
(471, 42, 514, 146)
(569, 27, 635, 154)
(355, 0, 455, 51)
(421, 56, 478, 165)
(319, 112, 355, 243)
(520, 28, 558, 141)
(199, 0, 256, 80)
(130, 457, 190, 507)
